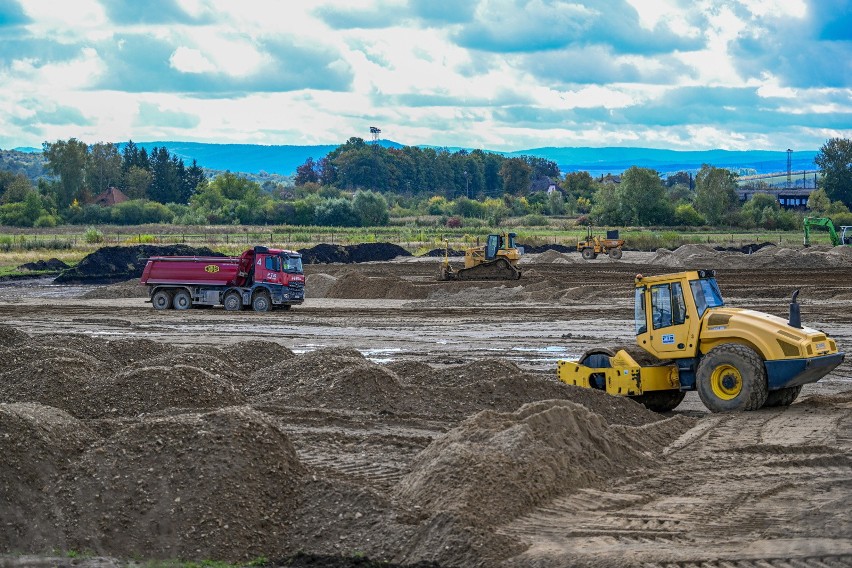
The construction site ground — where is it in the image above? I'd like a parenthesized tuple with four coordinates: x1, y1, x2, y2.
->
(1, 245, 851, 567)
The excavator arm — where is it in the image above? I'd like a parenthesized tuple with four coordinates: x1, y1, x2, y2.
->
(803, 217, 841, 246)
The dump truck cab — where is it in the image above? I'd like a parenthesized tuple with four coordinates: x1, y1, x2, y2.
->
(558, 270, 844, 413)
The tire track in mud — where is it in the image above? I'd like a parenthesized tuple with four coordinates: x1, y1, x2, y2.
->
(499, 400, 852, 567)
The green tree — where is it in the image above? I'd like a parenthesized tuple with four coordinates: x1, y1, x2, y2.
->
(352, 190, 389, 226)
(694, 164, 737, 225)
(86, 142, 122, 195)
(615, 167, 674, 225)
(806, 188, 831, 214)
(315, 197, 359, 226)
(43, 138, 88, 208)
(547, 190, 565, 215)
(499, 158, 532, 195)
(123, 166, 152, 199)
(589, 183, 622, 225)
(674, 204, 705, 226)
(815, 138, 852, 207)
(561, 171, 596, 201)
(0, 173, 34, 204)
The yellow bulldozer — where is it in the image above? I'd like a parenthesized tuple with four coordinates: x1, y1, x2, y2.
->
(557, 270, 844, 412)
(438, 232, 522, 281)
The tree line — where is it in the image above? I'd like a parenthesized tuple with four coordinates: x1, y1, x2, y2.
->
(0, 137, 849, 230)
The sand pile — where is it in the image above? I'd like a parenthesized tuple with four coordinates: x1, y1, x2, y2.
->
(60, 406, 306, 561)
(323, 271, 429, 300)
(305, 273, 338, 298)
(37, 333, 122, 365)
(394, 400, 687, 527)
(0, 403, 97, 550)
(649, 243, 852, 270)
(81, 365, 246, 419)
(80, 278, 149, 299)
(531, 249, 581, 264)
(252, 348, 406, 412)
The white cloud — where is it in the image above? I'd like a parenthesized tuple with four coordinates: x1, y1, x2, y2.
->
(169, 47, 216, 73)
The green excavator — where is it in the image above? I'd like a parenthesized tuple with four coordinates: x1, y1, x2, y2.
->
(803, 217, 852, 246)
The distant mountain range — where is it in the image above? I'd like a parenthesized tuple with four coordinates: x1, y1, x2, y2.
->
(11, 141, 819, 178)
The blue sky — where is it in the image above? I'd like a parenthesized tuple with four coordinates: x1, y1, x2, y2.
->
(0, 0, 850, 152)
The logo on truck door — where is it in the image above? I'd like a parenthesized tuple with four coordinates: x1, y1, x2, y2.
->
(204, 265, 220, 273)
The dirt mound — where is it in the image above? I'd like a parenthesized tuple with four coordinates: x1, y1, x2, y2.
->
(0, 348, 103, 415)
(0, 323, 29, 347)
(106, 338, 173, 365)
(305, 273, 338, 298)
(324, 270, 429, 300)
(36, 333, 121, 365)
(54, 244, 221, 284)
(0, 403, 96, 551)
(80, 278, 149, 299)
(394, 400, 688, 528)
(217, 339, 296, 376)
(299, 242, 412, 264)
(531, 249, 579, 263)
(16, 258, 69, 271)
(253, 348, 406, 412)
(60, 406, 306, 561)
(83, 365, 246, 419)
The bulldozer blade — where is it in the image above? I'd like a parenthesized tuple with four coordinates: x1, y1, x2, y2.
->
(455, 257, 521, 281)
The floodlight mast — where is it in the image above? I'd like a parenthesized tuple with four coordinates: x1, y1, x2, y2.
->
(370, 126, 381, 144)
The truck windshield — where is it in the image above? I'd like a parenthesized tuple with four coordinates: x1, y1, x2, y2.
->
(689, 277, 724, 317)
(282, 255, 303, 273)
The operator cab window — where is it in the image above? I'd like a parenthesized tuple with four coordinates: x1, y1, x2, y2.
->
(634, 287, 647, 334)
(689, 278, 724, 318)
(672, 282, 687, 325)
(651, 284, 673, 329)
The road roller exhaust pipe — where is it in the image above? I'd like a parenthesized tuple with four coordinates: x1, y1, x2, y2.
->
(789, 289, 801, 329)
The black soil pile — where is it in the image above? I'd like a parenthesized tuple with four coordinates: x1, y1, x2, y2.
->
(0, 403, 97, 551)
(422, 247, 465, 257)
(16, 258, 69, 271)
(518, 243, 574, 254)
(60, 406, 306, 561)
(54, 244, 221, 284)
(714, 241, 775, 254)
(299, 242, 412, 264)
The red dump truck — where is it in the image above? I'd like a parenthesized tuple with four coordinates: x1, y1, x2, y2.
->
(139, 246, 305, 312)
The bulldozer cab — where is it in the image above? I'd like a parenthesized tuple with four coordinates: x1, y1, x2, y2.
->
(635, 270, 724, 358)
(484, 232, 517, 260)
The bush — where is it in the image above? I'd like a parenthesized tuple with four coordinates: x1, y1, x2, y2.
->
(445, 216, 463, 228)
(519, 213, 549, 227)
(674, 204, 705, 226)
(33, 214, 58, 228)
(84, 226, 104, 243)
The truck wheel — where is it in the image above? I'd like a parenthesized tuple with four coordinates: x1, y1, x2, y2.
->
(762, 385, 802, 408)
(152, 289, 173, 310)
(631, 390, 685, 412)
(581, 247, 596, 260)
(252, 291, 271, 312)
(696, 344, 768, 412)
(173, 289, 192, 310)
(608, 247, 623, 260)
(223, 291, 242, 311)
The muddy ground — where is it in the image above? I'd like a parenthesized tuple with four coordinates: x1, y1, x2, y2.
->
(1, 245, 851, 567)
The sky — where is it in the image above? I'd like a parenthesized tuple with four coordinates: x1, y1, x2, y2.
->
(0, 0, 850, 152)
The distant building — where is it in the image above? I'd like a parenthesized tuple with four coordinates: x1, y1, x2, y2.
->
(735, 187, 813, 210)
(92, 187, 129, 207)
